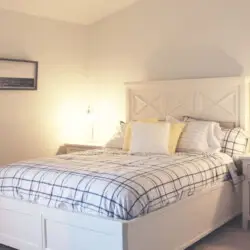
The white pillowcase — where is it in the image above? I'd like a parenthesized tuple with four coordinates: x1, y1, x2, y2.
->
(207, 122, 223, 152)
(177, 121, 209, 152)
(177, 121, 223, 153)
(130, 122, 170, 154)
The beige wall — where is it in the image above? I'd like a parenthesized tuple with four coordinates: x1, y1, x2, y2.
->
(88, 0, 250, 130)
(0, 9, 89, 164)
(2, 0, 250, 163)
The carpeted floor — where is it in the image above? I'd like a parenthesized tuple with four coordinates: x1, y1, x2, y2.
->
(0, 216, 248, 250)
(187, 216, 250, 250)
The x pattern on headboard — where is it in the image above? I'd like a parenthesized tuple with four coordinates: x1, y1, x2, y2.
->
(126, 77, 249, 131)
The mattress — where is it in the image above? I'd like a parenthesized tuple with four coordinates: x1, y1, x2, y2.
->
(0, 149, 240, 220)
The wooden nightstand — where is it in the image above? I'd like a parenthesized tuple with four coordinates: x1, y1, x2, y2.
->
(64, 144, 103, 154)
(241, 155, 250, 230)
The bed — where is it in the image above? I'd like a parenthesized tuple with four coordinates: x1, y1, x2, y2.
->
(0, 77, 248, 250)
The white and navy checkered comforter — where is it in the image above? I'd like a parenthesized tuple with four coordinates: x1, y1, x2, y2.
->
(0, 149, 240, 220)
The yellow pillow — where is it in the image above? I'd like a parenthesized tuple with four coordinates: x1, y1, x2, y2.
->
(168, 123, 186, 154)
(123, 118, 158, 151)
(123, 121, 185, 153)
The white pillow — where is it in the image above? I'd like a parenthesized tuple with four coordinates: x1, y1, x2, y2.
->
(130, 122, 170, 154)
(207, 122, 223, 152)
(177, 121, 210, 152)
(177, 121, 222, 153)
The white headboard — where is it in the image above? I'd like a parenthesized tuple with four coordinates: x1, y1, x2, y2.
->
(126, 77, 249, 131)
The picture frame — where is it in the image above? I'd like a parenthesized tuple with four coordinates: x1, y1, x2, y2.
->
(0, 58, 38, 90)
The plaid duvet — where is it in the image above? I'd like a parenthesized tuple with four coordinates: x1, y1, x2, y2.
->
(0, 149, 240, 220)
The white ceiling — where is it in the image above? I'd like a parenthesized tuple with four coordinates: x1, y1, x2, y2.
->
(0, 0, 141, 25)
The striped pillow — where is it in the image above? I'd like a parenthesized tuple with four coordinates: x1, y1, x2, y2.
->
(183, 116, 235, 129)
(177, 121, 211, 152)
(221, 128, 248, 157)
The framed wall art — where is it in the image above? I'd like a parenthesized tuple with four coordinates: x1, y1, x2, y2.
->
(0, 58, 38, 90)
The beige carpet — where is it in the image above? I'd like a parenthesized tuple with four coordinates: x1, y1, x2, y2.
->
(188, 216, 250, 250)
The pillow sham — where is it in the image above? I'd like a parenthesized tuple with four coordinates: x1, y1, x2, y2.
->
(177, 121, 211, 153)
(124, 119, 185, 154)
(177, 121, 222, 153)
(105, 121, 126, 149)
(207, 122, 223, 152)
(130, 122, 170, 154)
(221, 127, 248, 157)
(183, 116, 248, 155)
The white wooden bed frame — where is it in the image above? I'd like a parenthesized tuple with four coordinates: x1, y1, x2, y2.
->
(0, 77, 249, 250)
